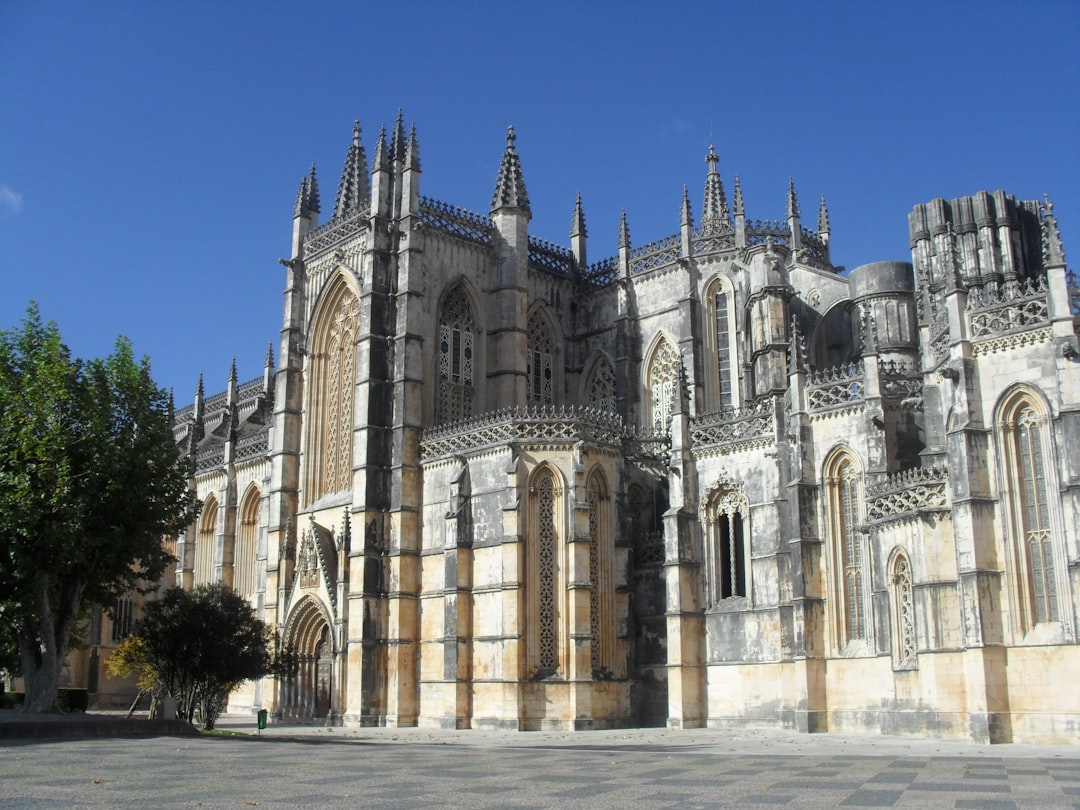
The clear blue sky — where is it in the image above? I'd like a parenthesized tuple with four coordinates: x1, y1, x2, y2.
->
(2, 1, 1077, 402)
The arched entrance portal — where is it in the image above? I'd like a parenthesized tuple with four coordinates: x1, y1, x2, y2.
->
(280, 597, 336, 722)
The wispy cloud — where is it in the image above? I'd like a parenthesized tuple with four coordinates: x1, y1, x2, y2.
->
(0, 185, 23, 214)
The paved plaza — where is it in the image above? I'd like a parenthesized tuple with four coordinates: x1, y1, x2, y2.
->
(2, 715, 1079, 808)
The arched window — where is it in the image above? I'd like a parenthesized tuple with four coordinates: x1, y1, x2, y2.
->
(825, 451, 867, 648)
(646, 338, 680, 432)
(234, 486, 261, 600)
(587, 470, 615, 676)
(705, 279, 736, 410)
(529, 467, 562, 677)
(999, 392, 1061, 630)
(703, 488, 748, 605)
(890, 550, 916, 669)
(305, 278, 360, 502)
(585, 355, 616, 413)
(437, 285, 477, 423)
(194, 495, 218, 586)
(527, 311, 554, 406)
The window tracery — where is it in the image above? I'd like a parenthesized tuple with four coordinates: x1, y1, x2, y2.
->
(437, 286, 477, 423)
(586, 357, 616, 413)
(714, 288, 734, 409)
(587, 471, 614, 676)
(535, 471, 559, 676)
(648, 338, 680, 432)
(703, 488, 748, 604)
(527, 312, 554, 405)
(890, 551, 916, 668)
(826, 452, 867, 648)
(234, 487, 260, 599)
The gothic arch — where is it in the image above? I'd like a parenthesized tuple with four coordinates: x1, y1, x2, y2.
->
(303, 273, 361, 504)
(822, 446, 870, 653)
(280, 595, 336, 720)
(701, 481, 750, 605)
(702, 275, 739, 411)
(434, 280, 482, 424)
(582, 351, 616, 413)
(994, 384, 1070, 638)
(526, 463, 566, 678)
(586, 466, 616, 676)
(642, 333, 682, 432)
(810, 301, 854, 370)
(193, 494, 218, 586)
(526, 304, 561, 406)
(233, 484, 261, 601)
(887, 547, 917, 670)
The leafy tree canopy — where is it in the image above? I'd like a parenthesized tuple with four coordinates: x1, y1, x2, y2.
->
(130, 584, 272, 729)
(0, 303, 197, 712)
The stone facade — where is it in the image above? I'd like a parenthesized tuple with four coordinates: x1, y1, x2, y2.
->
(170, 115, 1080, 743)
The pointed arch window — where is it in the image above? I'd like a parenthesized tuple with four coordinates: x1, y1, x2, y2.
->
(647, 339, 680, 432)
(305, 280, 360, 502)
(194, 496, 217, 586)
(587, 470, 615, 676)
(527, 312, 554, 405)
(529, 468, 562, 677)
(703, 488, 748, 605)
(586, 356, 616, 413)
(1000, 395, 1061, 630)
(890, 551, 916, 669)
(437, 286, 477, 423)
(714, 288, 734, 409)
(826, 452, 867, 648)
(234, 487, 261, 600)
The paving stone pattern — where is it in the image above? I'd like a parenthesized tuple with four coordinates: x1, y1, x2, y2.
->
(2, 733, 1080, 809)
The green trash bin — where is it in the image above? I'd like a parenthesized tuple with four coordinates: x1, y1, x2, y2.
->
(257, 709, 268, 732)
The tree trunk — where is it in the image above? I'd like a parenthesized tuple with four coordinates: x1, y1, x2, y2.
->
(19, 575, 85, 714)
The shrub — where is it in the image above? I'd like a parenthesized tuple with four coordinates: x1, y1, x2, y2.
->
(57, 688, 89, 712)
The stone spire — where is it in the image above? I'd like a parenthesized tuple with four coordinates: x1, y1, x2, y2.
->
(293, 176, 310, 218)
(333, 120, 370, 219)
(733, 175, 746, 249)
(817, 194, 830, 236)
(307, 165, 320, 214)
(390, 109, 407, 163)
(372, 124, 389, 173)
(700, 145, 729, 230)
(570, 192, 587, 270)
(786, 177, 801, 251)
(263, 341, 275, 393)
(733, 175, 744, 217)
(786, 177, 801, 220)
(618, 209, 631, 250)
(1043, 195, 1067, 267)
(680, 185, 693, 228)
(405, 123, 421, 172)
(490, 125, 530, 216)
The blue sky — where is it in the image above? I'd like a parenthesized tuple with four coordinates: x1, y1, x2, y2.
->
(2, 1, 1077, 402)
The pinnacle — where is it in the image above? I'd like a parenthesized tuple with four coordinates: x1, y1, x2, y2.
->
(681, 185, 693, 227)
(786, 177, 800, 220)
(490, 124, 530, 215)
(265, 341, 275, 368)
(817, 194, 830, 234)
(406, 122, 421, 171)
(307, 165, 321, 214)
(700, 145, 729, 229)
(619, 209, 631, 249)
(733, 175, 744, 217)
(571, 192, 587, 238)
(334, 118, 370, 219)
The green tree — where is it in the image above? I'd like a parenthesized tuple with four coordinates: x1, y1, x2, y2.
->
(0, 303, 197, 713)
(133, 584, 272, 730)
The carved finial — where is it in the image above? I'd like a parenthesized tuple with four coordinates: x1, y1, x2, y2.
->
(293, 176, 309, 218)
(701, 145, 729, 230)
(229, 357, 237, 384)
(391, 108, 407, 162)
(307, 164, 320, 214)
(490, 124, 530, 215)
(680, 185, 692, 228)
(817, 194, 830, 235)
(570, 192, 586, 238)
(733, 175, 744, 217)
(334, 119, 370, 219)
(406, 122, 421, 171)
(372, 124, 389, 172)
(786, 177, 800, 220)
(619, 209, 631, 250)
(789, 316, 807, 372)
(195, 372, 204, 401)
(1043, 195, 1067, 267)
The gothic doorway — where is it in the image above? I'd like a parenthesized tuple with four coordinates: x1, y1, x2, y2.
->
(280, 597, 336, 723)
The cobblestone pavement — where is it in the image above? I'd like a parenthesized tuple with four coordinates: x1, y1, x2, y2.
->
(2, 717, 1079, 808)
